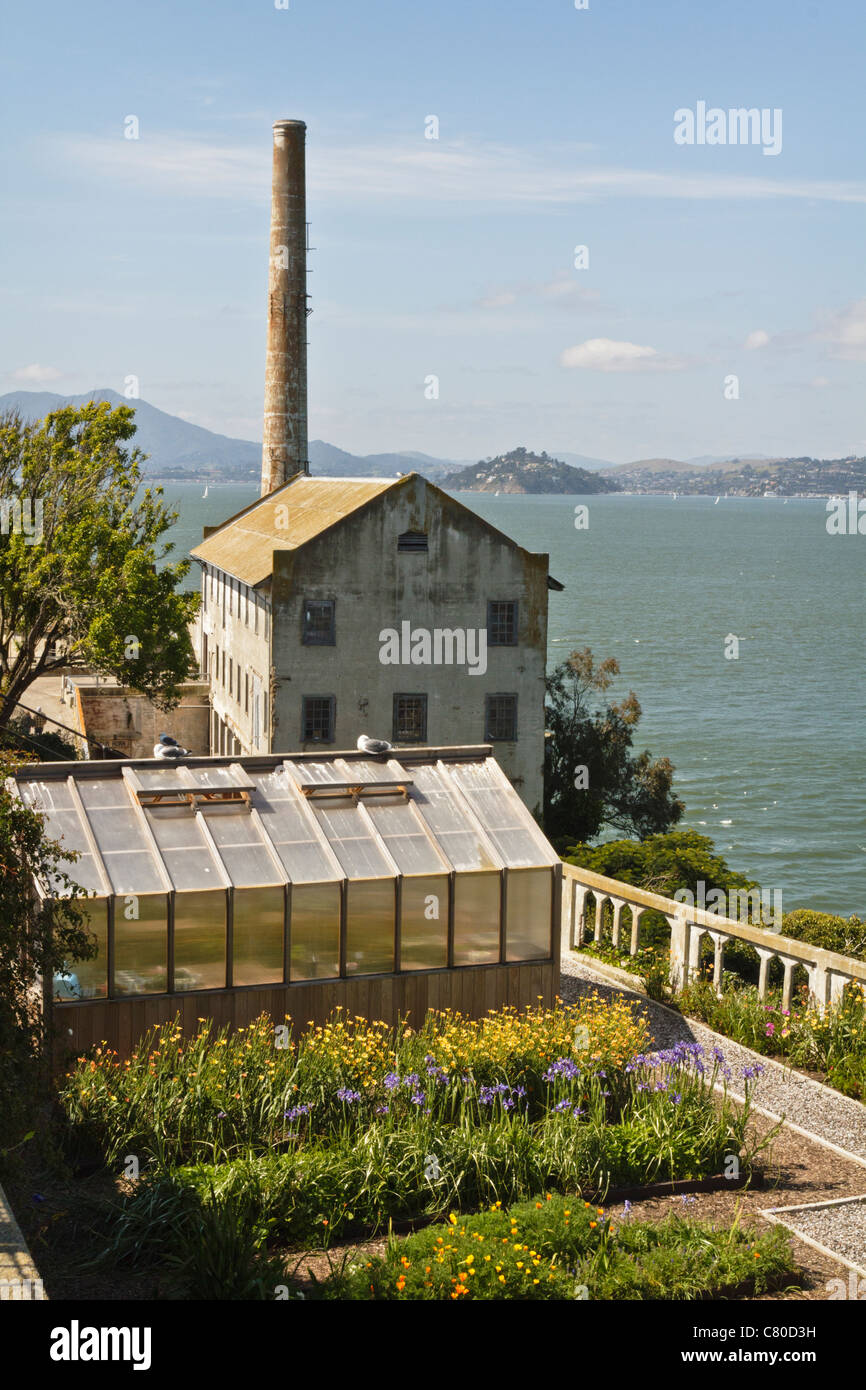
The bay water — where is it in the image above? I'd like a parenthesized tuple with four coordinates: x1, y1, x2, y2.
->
(164, 484, 865, 916)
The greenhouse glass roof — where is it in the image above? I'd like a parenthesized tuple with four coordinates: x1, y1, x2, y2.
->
(13, 748, 559, 898)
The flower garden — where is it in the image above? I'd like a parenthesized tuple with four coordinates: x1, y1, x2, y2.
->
(55, 996, 799, 1300)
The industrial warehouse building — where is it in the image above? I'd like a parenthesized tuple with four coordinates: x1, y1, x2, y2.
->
(192, 471, 562, 813)
(15, 746, 561, 1056)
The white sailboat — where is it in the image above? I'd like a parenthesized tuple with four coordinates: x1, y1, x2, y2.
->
(714, 496, 720, 505)
(202, 484, 209, 499)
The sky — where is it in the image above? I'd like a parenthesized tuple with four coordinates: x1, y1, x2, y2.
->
(1, 0, 864, 464)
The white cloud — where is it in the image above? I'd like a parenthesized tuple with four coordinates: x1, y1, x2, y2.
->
(813, 297, 866, 361)
(560, 338, 681, 372)
(477, 289, 518, 309)
(744, 329, 770, 350)
(475, 273, 600, 312)
(10, 363, 64, 382)
(57, 133, 866, 208)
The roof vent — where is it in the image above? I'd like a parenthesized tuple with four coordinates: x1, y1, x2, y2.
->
(397, 530, 428, 553)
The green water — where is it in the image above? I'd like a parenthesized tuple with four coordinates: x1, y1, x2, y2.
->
(162, 484, 865, 916)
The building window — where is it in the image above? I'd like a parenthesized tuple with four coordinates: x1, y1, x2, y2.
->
(263, 692, 269, 735)
(302, 696, 335, 743)
(236, 664, 241, 703)
(245, 672, 249, 713)
(485, 693, 518, 741)
(264, 603, 270, 639)
(302, 598, 336, 645)
(393, 694, 427, 743)
(220, 648, 225, 687)
(253, 595, 259, 635)
(397, 530, 428, 553)
(488, 600, 518, 646)
(228, 657, 233, 695)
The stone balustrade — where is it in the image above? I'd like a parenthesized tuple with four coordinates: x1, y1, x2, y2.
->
(561, 860, 866, 1014)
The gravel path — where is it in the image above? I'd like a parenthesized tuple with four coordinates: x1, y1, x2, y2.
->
(769, 1200, 866, 1273)
(559, 952, 866, 1165)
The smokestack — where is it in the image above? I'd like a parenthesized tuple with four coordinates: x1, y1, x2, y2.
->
(261, 118, 308, 496)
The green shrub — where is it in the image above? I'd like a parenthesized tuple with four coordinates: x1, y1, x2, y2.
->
(319, 1192, 796, 1301)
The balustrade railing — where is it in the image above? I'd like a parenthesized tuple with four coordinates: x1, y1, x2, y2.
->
(561, 861, 866, 1014)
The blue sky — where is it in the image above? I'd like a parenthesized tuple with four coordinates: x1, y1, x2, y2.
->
(2, 0, 864, 462)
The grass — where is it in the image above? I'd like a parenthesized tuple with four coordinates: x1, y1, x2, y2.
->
(316, 1191, 797, 1301)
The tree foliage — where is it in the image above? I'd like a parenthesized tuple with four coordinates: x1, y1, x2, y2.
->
(0, 402, 199, 728)
(780, 909, 866, 962)
(0, 753, 95, 1151)
(543, 648, 684, 844)
(561, 829, 755, 901)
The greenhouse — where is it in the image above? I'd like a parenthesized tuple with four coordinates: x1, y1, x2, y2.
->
(13, 747, 561, 1046)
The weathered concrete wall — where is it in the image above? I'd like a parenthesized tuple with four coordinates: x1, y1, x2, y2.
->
(76, 684, 210, 759)
(200, 566, 271, 755)
(270, 476, 548, 810)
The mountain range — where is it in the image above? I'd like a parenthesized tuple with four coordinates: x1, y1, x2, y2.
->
(0, 389, 818, 486)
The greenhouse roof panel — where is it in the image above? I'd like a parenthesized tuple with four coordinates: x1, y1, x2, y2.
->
(11, 748, 558, 895)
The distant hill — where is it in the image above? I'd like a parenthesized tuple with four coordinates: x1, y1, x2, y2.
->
(602, 455, 780, 476)
(440, 448, 620, 495)
(0, 389, 262, 479)
(0, 389, 470, 481)
(601, 455, 866, 497)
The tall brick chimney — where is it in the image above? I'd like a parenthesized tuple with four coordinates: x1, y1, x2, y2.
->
(261, 119, 308, 496)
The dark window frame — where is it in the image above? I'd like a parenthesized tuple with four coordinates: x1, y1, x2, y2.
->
(485, 693, 518, 742)
(301, 597, 337, 646)
(487, 599, 519, 647)
(301, 695, 336, 744)
(392, 693, 428, 743)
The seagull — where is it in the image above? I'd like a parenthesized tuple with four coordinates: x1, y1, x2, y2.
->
(154, 733, 188, 760)
(357, 734, 393, 756)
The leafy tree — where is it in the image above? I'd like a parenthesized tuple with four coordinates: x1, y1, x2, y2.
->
(562, 829, 755, 902)
(543, 648, 684, 844)
(780, 909, 866, 962)
(0, 714, 80, 762)
(0, 753, 95, 1154)
(0, 402, 199, 730)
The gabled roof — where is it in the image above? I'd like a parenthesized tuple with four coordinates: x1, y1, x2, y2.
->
(190, 471, 564, 591)
(191, 475, 398, 587)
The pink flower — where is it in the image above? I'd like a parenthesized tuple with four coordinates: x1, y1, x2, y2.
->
(765, 1022, 775, 1036)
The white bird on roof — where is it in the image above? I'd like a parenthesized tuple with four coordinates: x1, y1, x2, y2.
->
(357, 734, 393, 756)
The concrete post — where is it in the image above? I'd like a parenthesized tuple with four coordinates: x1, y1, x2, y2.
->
(629, 907, 644, 956)
(781, 958, 796, 1013)
(756, 947, 774, 1001)
(610, 897, 625, 950)
(261, 119, 309, 496)
(593, 893, 608, 943)
(667, 909, 690, 991)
